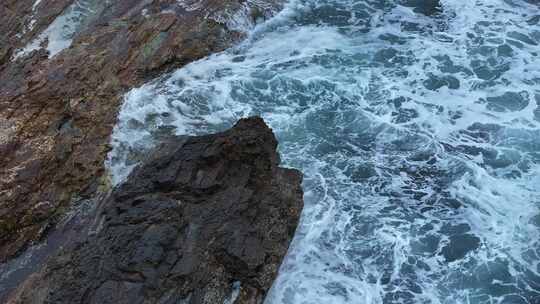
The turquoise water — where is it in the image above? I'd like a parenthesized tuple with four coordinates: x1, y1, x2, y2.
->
(108, 0, 540, 303)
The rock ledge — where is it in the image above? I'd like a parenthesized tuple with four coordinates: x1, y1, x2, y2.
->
(8, 117, 303, 304)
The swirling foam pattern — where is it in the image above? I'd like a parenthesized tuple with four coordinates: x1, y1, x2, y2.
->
(108, 0, 540, 303)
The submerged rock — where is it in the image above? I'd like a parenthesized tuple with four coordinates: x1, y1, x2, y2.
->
(7, 117, 303, 304)
(0, 0, 284, 262)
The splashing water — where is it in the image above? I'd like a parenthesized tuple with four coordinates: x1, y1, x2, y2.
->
(14, 0, 106, 59)
(107, 0, 540, 303)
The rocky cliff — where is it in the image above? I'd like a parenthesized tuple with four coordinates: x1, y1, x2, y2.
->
(0, 0, 284, 262)
(6, 117, 303, 303)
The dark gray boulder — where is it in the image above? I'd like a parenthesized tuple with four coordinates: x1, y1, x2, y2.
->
(8, 117, 303, 304)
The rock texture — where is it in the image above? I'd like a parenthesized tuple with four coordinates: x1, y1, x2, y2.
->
(7, 117, 304, 304)
(0, 0, 284, 262)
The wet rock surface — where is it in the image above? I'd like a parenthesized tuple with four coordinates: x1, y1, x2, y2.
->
(0, 0, 284, 262)
(6, 117, 303, 304)
(0, 0, 72, 60)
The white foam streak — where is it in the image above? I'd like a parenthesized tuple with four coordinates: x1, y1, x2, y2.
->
(14, 0, 98, 59)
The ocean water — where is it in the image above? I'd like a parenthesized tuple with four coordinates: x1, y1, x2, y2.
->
(107, 0, 540, 303)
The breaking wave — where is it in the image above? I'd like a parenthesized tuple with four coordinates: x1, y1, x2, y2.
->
(108, 0, 540, 303)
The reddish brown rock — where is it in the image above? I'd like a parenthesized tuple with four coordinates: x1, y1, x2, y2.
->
(0, 0, 284, 262)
